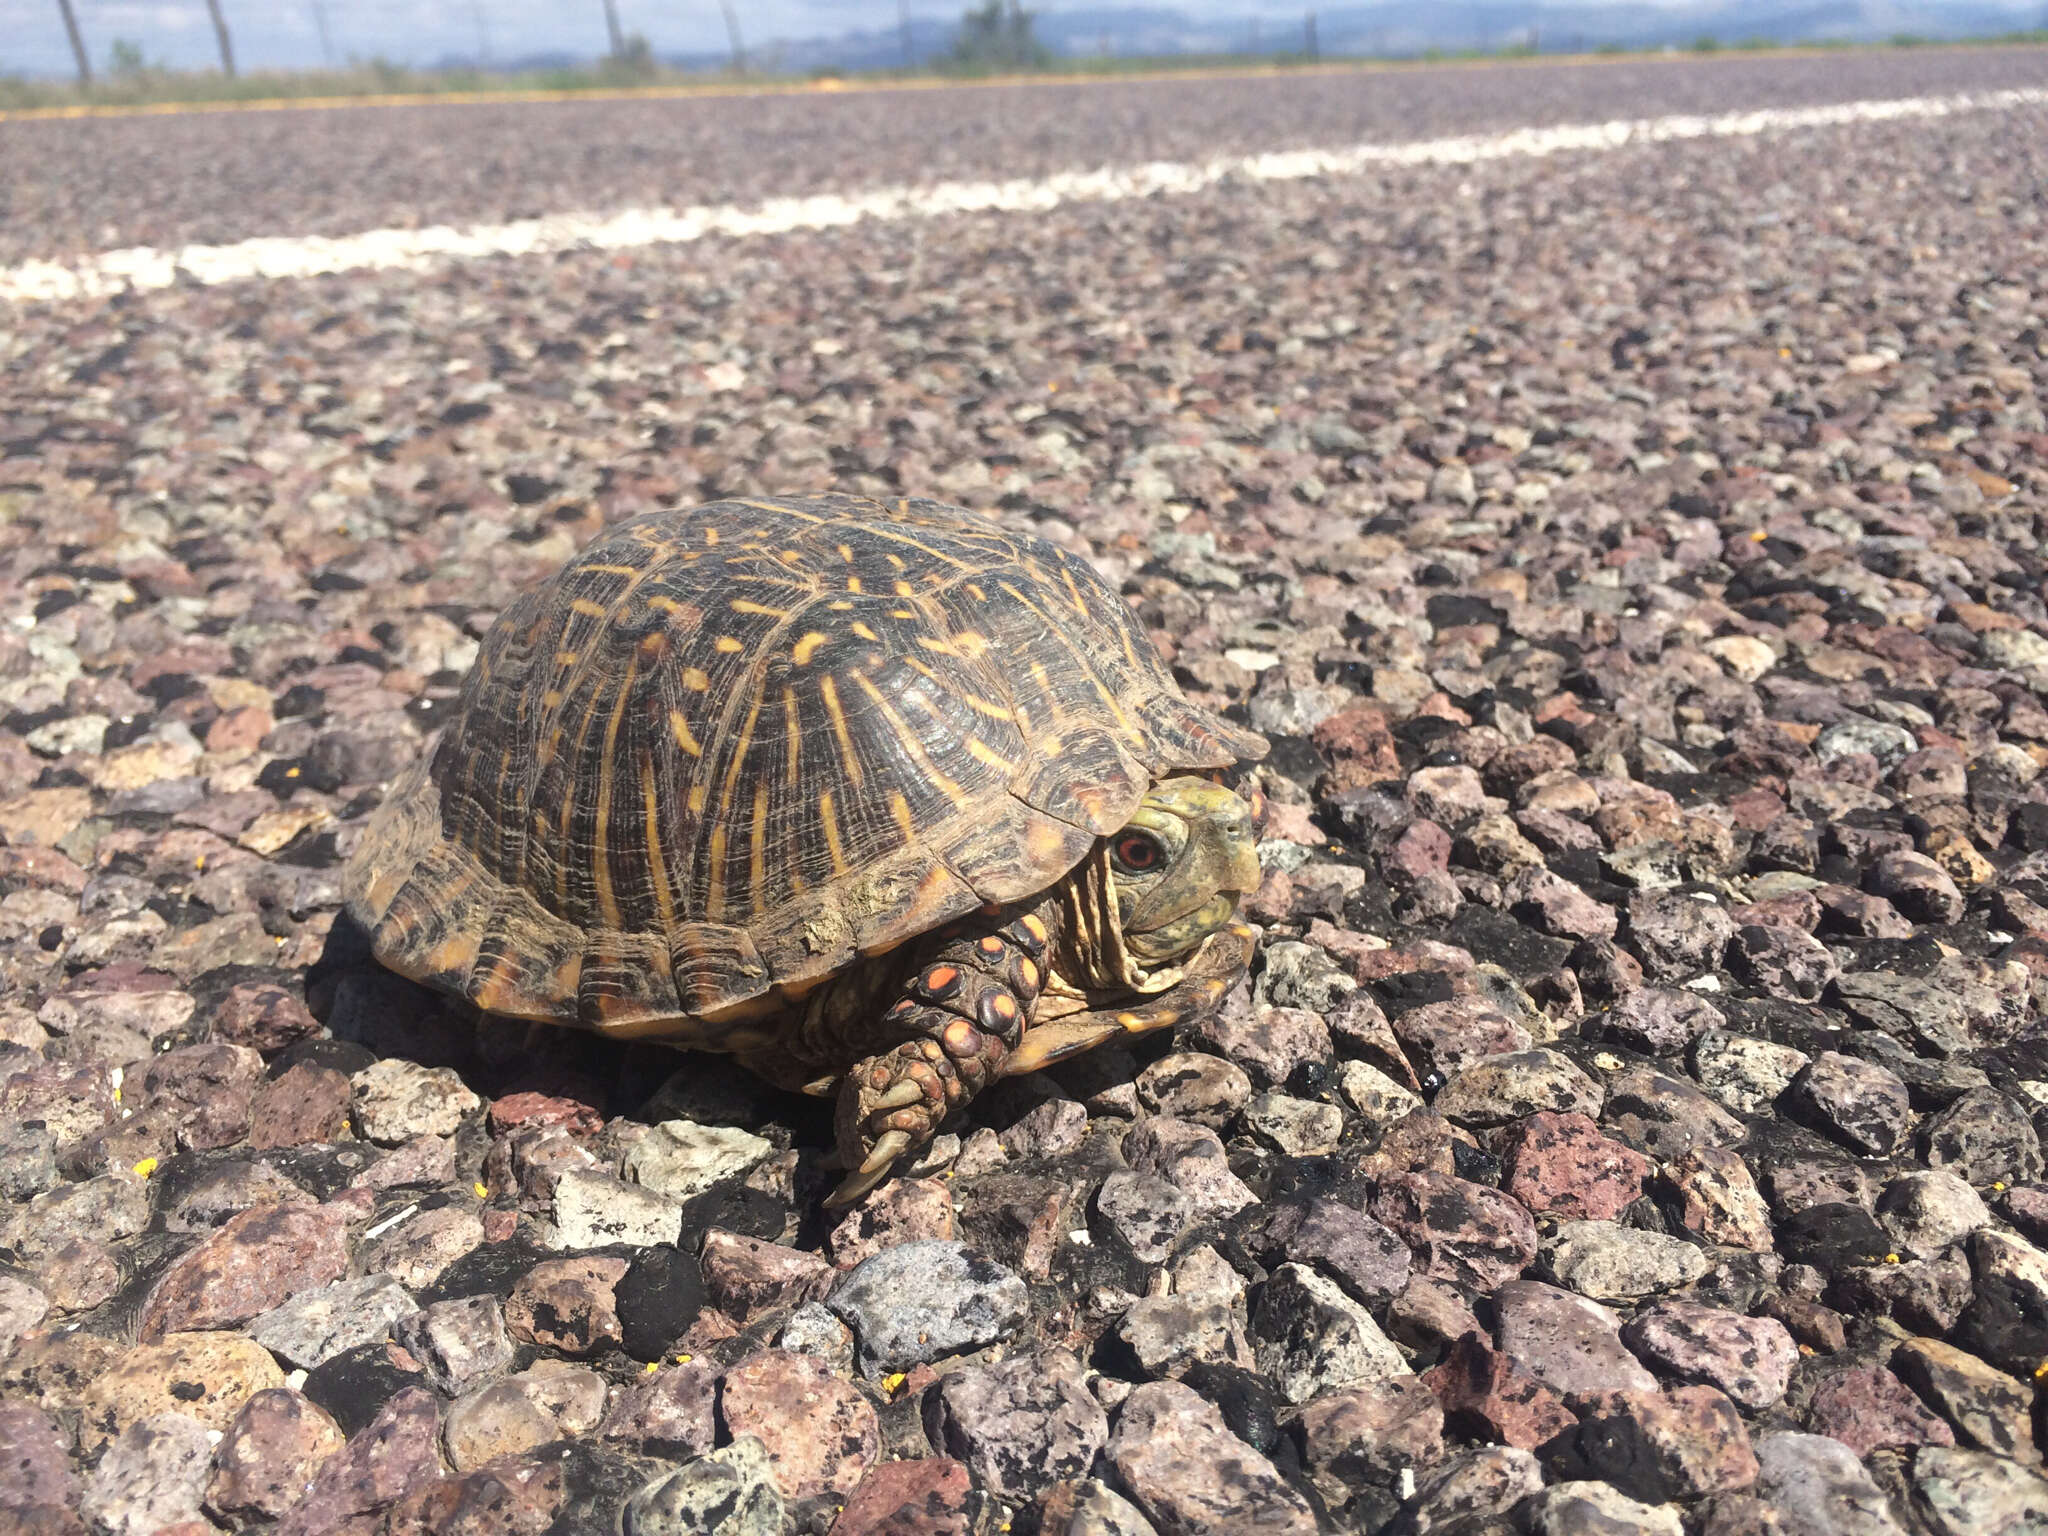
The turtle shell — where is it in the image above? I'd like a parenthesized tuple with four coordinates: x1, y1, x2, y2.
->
(344, 492, 1265, 1043)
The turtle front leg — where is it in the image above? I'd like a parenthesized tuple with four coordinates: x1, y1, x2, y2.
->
(826, 912, 1049, 1206)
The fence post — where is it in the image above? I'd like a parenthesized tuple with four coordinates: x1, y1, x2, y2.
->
(720, 1, 746, 70)
(309, 0, 333, 65)
(55, 0, 91, 84)
(204, 0, 236, 75)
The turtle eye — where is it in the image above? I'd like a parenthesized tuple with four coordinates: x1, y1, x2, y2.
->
(1112, 832, 1164, 873)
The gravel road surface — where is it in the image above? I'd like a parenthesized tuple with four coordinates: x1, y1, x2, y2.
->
(2, 50, 2048, 1536)
(2, 44, 2047, 263)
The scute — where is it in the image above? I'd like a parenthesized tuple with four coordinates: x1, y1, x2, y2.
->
(343, 492, 1265, 1038)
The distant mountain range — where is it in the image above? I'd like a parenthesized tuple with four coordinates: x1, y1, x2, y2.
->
(581, 1, 2046, 74)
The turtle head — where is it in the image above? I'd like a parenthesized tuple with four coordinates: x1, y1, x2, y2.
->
(1109, 775, 1263, 963)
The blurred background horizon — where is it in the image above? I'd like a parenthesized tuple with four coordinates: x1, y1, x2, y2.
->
(6, 0, 2048, 88)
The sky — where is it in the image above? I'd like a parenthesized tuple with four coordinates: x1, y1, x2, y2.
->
(15, 1, 1063, 76)
(2, 0, 2036, 78)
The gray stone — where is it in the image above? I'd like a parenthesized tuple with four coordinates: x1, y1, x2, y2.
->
(1816, 718, 1918, 770)
(774, 1301, 855, 1375)
(1135, 1052, 1253, 1130)
(1095, 1169, 1193, 1264)
(1871, 850, 1966, 926)
(828, 1240, 1029, 1373)
(925, 1348, 1109, 1503)
(1336, 1060, 1424, 1127)
(1107, 1380, 1316, 1536)
(1754, 1431, 1909, 1536)
(1790, 1051, 1913, 1157)
(1038, 1478, 1161, 1536)
(1602, 1064, 1746, 1159)
(1879, 1171, 1993, 1258)
(624, 1434, 783, 1536)
(1249, 1262, 1409, 1405)
(1402, 1446, 1544, 1535)
(1494, 1279, 1658, 1397)
(1276, 1198, 1413, 1304)
(350, 1058, 480, 1144)
(1924, 1090, 2045, 1186)
(1298, 1376, 1445, 1500)
(1600, 987, 1728, 1055)
(617, 1118, 772, 1201)
(1243, 1090, 1343, 1155)
(1434, 1048, 1603, 1127)
(1913, 1446, 2048, 1536)
(1693, 1031, 1810, 1117)
(0, 1274, 49, 1352)
(81, 1413, 213, 1536)
(1622, 1300, 1797, 1409)
(248, 1272, 420, 1369)
(548, 1168, 683, 1250)
(1117, 1292, 1251, 1380)
(392, 1294, 514, 1396)
(1121, 1117, 1255, 1219)
(1528, 1481, 1683, 1536)
(1541, 1221, 1711, 1302)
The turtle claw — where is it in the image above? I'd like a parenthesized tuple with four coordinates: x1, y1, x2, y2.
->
(860, 1128, 913, 1174)
(826, 1129, 914, 1206)
(871, 1080, 928, 1113)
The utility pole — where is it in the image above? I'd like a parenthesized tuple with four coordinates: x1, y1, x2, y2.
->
(55, 0, 91, 83)
(599, 0, 624, 57)
(898, 0, 914, 67)
(719, 0, 746, 70)
(1304, 10, 1318, 59)
(472, 1, 491, 64)
(204, 0, 236, 75)
(309, 0, 333, 65)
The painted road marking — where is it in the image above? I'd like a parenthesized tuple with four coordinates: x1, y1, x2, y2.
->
(4, 85, 2044, 304)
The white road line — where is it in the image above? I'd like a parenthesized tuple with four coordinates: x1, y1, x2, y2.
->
(5, 85, 2045, 305)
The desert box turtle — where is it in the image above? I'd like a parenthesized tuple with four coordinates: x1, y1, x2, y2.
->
(344, 492, 1268, 1201)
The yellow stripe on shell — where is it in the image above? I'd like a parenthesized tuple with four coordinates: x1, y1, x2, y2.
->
(641, 754, 675, 925)
(818, 675, 863, 788)
(591, 651, 637, 928)
(819, 789, 848, 875)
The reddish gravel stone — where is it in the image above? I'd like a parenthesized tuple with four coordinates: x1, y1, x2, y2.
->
(1368, 1170, 1538, 1291)
(139, 1202, 351, 1342)
(1803, 1364, 1957, 1457)
(487, 1091, 605, 1138)
(272, 1388, 442, 1536)
(1501, 1112, 1652, 1223)
(208, 985, 322, 1052)
(831, 1458, 974, 1536)
(246, 1063, 353, 1150)
(1424, 1332, 1577, 1451)
(1575, 1386, 1759, 1502)
(504, 1256, 628, 1355)
(596, 1362, 717, 1460)
(718, 1349, 879, 1501)
(699, 1229, 833, 1321)
(206, 1389, 347, 1522)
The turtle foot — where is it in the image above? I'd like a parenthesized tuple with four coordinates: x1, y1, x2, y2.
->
(826, 1013, 1009, 1206)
